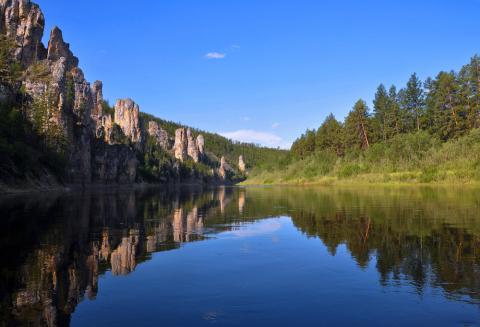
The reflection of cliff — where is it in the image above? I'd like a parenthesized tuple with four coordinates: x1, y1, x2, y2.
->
(0, 188, 233, 326)
(1, 186, 480, 326)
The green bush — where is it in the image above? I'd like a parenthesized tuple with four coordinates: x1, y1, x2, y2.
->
(337, 164, 362, 178)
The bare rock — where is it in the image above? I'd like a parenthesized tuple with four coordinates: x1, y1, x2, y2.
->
(238, 155, 246, 173)
(0, 0, 46, 66)
(71, 67, 92, 128)
(97, 114, 113, 143)
(148, 121, 169, 150)
(114, 98, 142, 144)
(187, 128, 199, 162)
(174, 128, 188, 162)
(47, 26, 79, 71)
(219, 156, 232, 180)
(91, 80, 103, 131)
(197, 134, 205, 158)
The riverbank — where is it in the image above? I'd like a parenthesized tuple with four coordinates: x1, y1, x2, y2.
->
(243, 129, 480, 187)
(241, 171, 480, 186)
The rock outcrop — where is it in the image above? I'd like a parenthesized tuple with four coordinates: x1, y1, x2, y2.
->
(219, 156, 231, 180)
(239, 155, 246, 173)
(197, 134, 205, 158)
(148, 121, 169, 150)
(0, 0, 46, 67)
(91, 80, 103, 130)
(174, 128, 188, 162)
(114, 99, 142, 144)
(0, 0, 240, 190)
(96, 114, 113, 143)
(187, 129, 199, 162)
(47, 26, 78, 71)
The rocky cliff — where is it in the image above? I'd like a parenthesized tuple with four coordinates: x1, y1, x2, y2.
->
(0, 0, 243, 191)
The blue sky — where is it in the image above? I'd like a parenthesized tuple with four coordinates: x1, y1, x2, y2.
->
(38, 0, 480, 148)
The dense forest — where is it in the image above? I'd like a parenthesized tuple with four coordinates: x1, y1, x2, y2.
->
(246, 55, 480, 184)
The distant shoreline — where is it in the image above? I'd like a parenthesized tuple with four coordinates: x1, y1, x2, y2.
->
(241, 173, 480, 187)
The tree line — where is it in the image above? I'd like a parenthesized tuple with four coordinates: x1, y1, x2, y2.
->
(291, 55, 480, 159)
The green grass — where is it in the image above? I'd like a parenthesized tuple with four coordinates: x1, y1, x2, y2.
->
(243, 129, 480, 186)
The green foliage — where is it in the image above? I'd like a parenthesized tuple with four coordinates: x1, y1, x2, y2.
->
(246, 129, 480, 184)
(344, 99, 372, 150)
(0, 37, 66, 178)
(138, 136, 173, 182)
(337, 163, 362, 178)
(101, 100, 114, 116)
(139, 112, 288, 171)
(0, 35, 22, 86)
(273, 54, 480, 185)
(399, 73, 425, 132)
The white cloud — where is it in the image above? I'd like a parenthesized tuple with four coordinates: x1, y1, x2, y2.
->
(205, 52, 226, 59)
(220, 129, 290, 149)
(272, 122, 280, 129)
(225, 219, 282, 238)
(243, 116, 251, 122)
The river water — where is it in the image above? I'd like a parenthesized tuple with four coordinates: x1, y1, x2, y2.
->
(1, 186, 479, 326)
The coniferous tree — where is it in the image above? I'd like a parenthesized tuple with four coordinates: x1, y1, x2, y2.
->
(344, 99, 371, 150)
(315, 113, 344, 155)
(388, 85, 401, 136)
(399, 73, 425, 132)
(425, 71, 464, 140)
(373, 84, 390, 141)
(458, 55, 480, 129)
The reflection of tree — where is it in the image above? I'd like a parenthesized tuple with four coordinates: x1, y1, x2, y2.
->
(282, 187, 480, 303)
(1, 186, 479, 326)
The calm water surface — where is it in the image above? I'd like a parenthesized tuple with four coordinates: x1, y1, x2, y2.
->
(1, 186, 480, 326)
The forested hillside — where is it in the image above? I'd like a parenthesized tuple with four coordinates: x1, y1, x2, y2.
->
(140, 112, 288, 171)
(246, 55, 480, 184)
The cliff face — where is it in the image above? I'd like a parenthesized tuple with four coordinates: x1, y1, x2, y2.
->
(114, 99, 142, 145)
(0, 0, 45, 67)
(0, 0, 241, 190)
(147, 121, 169, 150)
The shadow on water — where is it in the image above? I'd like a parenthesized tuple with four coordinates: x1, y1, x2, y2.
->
(0, 185, 479, 326)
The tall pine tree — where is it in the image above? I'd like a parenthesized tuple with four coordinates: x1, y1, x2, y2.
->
(344, 100, 371, 150)
(399, 73, 425, 132)
(373, 84, 390, 141)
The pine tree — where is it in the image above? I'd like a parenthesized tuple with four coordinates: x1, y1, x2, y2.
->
(315, 113, 344, 155)
(373, 84, 390, 141)
(388, 85, 401, 136)
(344, 99, 370, 150)
(458, 55, 480, 129)
(399, 73, 425, 132)
(425, 71, 464, 140)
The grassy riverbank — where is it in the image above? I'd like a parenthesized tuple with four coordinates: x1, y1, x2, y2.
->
(242, 129, 480, 186)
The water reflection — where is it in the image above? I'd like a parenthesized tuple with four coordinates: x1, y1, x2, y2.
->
(0, 186, 479, 326)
